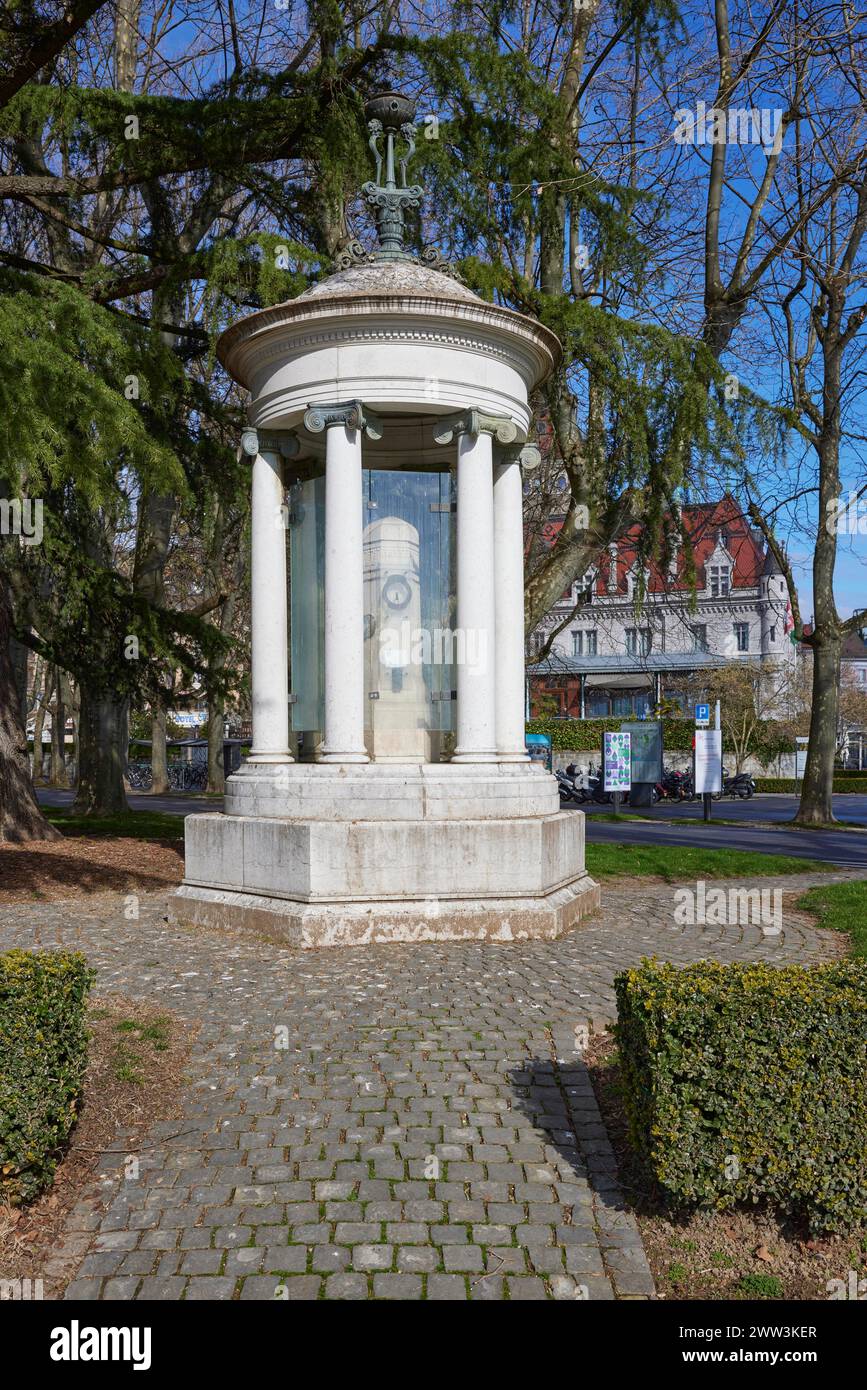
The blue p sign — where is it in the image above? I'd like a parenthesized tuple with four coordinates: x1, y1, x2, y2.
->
(695, 703, 710, 725)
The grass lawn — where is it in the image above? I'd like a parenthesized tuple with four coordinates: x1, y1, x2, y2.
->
(585, 841, 829, 881)
(43, 810, 834, 882)
(796, 880, 867, 958)
(45, 809, 185, 840)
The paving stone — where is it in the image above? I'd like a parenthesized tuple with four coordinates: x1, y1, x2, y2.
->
(443, 1246, 484, 1273)
(271, 1276, 321, 1300)
(323, 1273, 369, 1300)
(135, 1277, 188, 1301)
(352, 1244, 394, 1271)
(373, 1273, 423, 1300)
(311, 1245, 351, 1272)
(239, 1276, 284, 1300)
(184, 1276, 237, 1299)
(426, 1274, 469, 1301)
(505, 1274, 549, 1300)
(397, 1245, 439, 1273)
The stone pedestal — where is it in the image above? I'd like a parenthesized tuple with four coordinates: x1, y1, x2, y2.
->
(169, 763, 599, 947)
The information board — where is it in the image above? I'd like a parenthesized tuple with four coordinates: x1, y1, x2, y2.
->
(604, 731, 632, 792)
(619, 721, 663, 784)
(694, 729, 723, 794)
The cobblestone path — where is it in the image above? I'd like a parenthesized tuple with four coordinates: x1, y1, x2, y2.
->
(0, 870, 853, 1303)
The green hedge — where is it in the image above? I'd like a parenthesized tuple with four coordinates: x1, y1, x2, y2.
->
(615, 958, 867, 1233)
(0, 950, 95, 1204)
(525, 716, 790, 764)
(526, 717, 695, 752)
(756, 777, 867, 794)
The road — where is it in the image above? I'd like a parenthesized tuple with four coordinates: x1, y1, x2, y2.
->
(38, 790, 867, 869)
(581, 791, 867, 825)
(580, 801, 867, 868)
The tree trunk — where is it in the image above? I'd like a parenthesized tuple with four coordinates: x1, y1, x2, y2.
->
(72, 684, 129, 815)
(207, 703, 224, 795)
(0, 587, 62, 841)
(150, 700, 169, 794)
(795, 638, 840, 826)
(31, 665, 49, 783)
(49, 666, 69, 787)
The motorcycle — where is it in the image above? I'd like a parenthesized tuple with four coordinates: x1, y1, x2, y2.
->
(555, 769, 582, 804)
(655, 767, 692, 802)
(713, 769, 756, 800)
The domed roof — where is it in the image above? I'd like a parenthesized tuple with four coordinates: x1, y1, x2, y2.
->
(294, 257, 482, 305)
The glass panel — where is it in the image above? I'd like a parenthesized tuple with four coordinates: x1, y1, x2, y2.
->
(289, 474, 325, 755)
(363, 468, 455, 763)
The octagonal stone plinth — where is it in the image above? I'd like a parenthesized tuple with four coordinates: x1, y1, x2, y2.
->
(169, 808, 599, 948)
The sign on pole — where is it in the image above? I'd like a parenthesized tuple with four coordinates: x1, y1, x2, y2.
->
(695, 703, 710, 727)
(603, 731, 632, 793)
(694, 728, 723, 794)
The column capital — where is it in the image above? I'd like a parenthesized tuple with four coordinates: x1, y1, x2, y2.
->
(495, 442, 541, 472)
(304, 400, 383, 440)
(240, 428, 300, 459)
(432, 410, 523, 447)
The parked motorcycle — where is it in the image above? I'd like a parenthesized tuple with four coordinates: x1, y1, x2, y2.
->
(655, 767, 692, 802)
(555, 769, 582, 804)
(713, 769, 756, 800)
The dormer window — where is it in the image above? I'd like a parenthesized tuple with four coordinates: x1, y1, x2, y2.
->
(709, 564, 730, 597)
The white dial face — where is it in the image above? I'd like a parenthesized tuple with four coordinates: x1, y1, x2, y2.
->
(383, 575, 412, 610)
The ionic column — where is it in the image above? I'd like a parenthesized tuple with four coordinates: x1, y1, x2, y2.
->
(494, 443, 540, 760)
(304, 401, 381, 763)
(242, 429, 298, 762)
(434, 410, 520, 763)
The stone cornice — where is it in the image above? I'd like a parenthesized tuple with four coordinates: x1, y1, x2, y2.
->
(217, 294, 560, 392)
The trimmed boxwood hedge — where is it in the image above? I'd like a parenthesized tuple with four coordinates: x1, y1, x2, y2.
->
(0, 950, 95, 1204)
(755, 776, 867, 794)
(614, 958, 867, 1233)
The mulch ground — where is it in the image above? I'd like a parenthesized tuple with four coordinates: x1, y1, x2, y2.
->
(0, 995, 196, 1299)
(586, 1033, 867, 1301)
(0, 838, 185, 901)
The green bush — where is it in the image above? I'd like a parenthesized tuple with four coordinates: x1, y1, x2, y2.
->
(614, 958, 867, 1233)
(755, 777, 867, 794)
(525, 716, 695, 752)
(525, 716, 794, 765)
(0, 950, 95, 1204)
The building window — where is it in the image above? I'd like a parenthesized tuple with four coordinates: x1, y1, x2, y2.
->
(734, 622, 750, 652)
(690, 624, 709, 652)
(571, 629, 598, 657)
(769, 624, 776, 643)
(625, 627, 652, 657)
(529, 631, 546, 656)
(709, 565, 730, 597)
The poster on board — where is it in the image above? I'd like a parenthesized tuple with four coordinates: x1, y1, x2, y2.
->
(694, 728, 723, 794)
(603, 731, 632, 792)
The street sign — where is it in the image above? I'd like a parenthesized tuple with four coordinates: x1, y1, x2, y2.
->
(603, 731, 632, 792)
(695, 728, 723, 793)
(695, 703, 710, 727)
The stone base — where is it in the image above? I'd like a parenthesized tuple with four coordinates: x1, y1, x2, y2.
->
(170, 874, 600, 948)
(170, 806, 600, 947)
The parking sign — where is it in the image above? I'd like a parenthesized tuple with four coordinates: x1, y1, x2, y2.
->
(695, 703, 710, 727)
